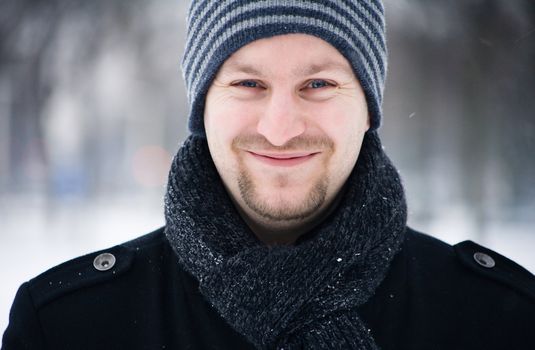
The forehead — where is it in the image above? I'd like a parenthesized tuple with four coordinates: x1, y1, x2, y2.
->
(219, 34, 355, 78)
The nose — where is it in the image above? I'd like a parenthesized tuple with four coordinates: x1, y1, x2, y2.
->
(256, 91, 306, 146)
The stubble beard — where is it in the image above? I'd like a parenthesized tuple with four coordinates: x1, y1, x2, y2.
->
(233, 134, 333, 223)
(238, 169, 328, 222)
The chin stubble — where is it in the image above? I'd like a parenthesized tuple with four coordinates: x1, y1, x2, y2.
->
(233, 134, 334, 222)
(238, 170, 328, 221)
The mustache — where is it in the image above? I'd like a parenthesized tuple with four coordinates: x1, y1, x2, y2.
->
(232, 134, 335, 152)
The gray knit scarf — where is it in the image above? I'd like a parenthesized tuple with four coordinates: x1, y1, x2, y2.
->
(164, 131, 407, 349)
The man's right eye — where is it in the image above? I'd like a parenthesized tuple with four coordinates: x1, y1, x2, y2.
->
(236, 80, 259, 88)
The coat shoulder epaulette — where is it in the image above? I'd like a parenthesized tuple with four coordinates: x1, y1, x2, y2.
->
(454, 240, 535, 301)
(26, 227, 166, 309)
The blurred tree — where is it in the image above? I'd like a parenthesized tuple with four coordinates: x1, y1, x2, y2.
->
(0, 0, 186, 195)
(382, 0, 535, 236)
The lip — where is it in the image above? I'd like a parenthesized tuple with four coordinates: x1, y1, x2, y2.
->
(247, 151, 319, 167)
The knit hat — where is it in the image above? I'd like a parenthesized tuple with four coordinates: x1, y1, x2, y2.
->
(181, 0, 388, 136)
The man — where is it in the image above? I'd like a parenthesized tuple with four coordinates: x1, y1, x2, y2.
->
(3, 1, 535, 349)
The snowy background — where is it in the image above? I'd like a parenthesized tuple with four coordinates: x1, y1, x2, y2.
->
(1, 0, 534, 339)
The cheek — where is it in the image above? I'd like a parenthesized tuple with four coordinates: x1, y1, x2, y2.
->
(205, 98, 259, 142)
(310, 102, 367, 170)
(204, 97, 259, 179)
(311, 102, 367, 140)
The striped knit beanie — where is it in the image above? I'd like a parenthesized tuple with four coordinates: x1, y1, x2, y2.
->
(181, 0, 387, 136)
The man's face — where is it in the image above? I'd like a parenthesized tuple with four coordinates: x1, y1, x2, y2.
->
(204, 34, 369, 236)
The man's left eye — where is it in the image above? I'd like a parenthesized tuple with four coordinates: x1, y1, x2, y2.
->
(307, 80, 331, 89)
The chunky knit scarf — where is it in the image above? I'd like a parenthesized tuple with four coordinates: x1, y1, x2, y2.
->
(164, 131, 407, 349)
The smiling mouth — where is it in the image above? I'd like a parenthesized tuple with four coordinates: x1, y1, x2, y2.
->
(247, 151, 319, 167)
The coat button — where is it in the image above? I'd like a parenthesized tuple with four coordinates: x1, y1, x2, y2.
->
(473, 252, 495, 268)
(93, 253, 116, 271)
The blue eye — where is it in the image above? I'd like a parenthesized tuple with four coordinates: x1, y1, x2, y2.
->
(238, 80, 258, 88)
(309, 80, 330, 89)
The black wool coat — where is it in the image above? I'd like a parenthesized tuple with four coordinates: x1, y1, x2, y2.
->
(3, 227, 535, 349)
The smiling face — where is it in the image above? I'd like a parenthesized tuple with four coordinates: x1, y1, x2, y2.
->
(204, 34, 370, 244)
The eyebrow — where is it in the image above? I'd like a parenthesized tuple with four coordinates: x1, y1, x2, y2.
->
(296, 61, 354, 77)
(222, 60, 355, 78)
(223, 62, 266, 77)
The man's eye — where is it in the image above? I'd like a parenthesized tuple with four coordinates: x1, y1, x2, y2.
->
(307, 80, 332, 89)
(237, 80, 259, 88)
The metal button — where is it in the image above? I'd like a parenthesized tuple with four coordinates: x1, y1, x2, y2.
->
(473, 252, 495, 268)
(93, 253, 116, 271)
